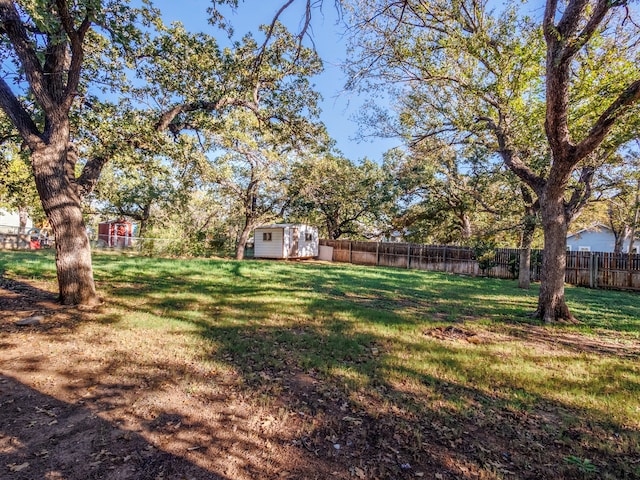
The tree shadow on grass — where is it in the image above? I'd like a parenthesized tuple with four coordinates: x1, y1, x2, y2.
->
(189, 307, 640, 480)
(496, 324, 640, 360)
(2, 254, 640, 479)
(105, 268, 639, 479)
(0, 375, 227, 480)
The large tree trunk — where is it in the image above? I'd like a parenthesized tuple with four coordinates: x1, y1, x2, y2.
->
(536, 192, 575, 323)
(31, 134, 99, 306)
(235, 221, 253, 260)
(459, 212, 472, 241)
(612, 228, 627, 254)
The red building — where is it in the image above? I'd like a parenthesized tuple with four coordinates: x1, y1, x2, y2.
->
(98, 219, 134, 247)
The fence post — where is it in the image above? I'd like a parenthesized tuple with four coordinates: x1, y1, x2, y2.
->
(376, 242, 380, 266)
(349, 241, 352, 264)
(407, 243, 411, 269)
(443, 246, 447, 272)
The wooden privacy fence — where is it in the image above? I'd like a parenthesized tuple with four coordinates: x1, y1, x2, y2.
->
(319, 239, 640, 292)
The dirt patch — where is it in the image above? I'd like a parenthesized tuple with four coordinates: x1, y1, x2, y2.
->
(0, 277, 342, 480)
(424, 325, 491, 344)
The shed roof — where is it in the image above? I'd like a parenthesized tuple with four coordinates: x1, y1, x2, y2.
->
(254, 223, 316, 229)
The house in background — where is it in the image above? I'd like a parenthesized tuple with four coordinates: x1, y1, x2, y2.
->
(253, 224, 318, 259)
(0, 208, 33, 233)
(566, 224, 638, 253)
(0, 208, 36, 249)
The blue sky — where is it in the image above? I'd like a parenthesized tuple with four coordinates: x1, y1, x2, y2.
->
(150, 0, 399, 162)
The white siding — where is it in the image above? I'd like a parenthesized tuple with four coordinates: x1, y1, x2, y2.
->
(254, 228, 285, 258)
(283, 228, 291, 258)
(253, 224, 319, 259)
(0, 209, 33, 231)
(296, 225, 318, 258)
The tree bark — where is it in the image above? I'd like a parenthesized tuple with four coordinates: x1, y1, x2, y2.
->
(628, 179, 640, 254)
(460, 212, 472, 241)
(518, 217, 535, 289)
(612, 228, 627, 255)
(518, 187, 538, 289)
(31, 130, 98, 305)
(535, 190, 575, 323)
(235, 221, 253, 260)
(17, 206, 28, 234)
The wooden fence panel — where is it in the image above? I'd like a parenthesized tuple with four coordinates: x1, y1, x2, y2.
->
(374, 242, 405, 269)
(319, 239, 640, 291)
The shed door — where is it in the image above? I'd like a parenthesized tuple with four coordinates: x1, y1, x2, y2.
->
(290, 227, 299, 257)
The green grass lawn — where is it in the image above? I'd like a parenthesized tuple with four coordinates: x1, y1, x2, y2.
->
(1, 249, 639, 479)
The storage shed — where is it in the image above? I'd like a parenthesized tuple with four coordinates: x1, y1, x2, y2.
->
(254, 224, 318, 259)
(97, 219, 135, 247)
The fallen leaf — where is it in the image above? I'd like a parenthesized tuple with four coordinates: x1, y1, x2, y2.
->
(8, 462, 29, 472)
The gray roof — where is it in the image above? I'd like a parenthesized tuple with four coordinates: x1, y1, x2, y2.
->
(254, 223, 315, 229)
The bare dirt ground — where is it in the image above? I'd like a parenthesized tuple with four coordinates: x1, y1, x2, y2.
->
(1, 276, 639, 479)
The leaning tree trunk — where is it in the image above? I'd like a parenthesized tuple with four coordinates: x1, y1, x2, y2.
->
(31, 133, 99, 306)
(536, 191, 575, 323)
(235, 221, 254, 260)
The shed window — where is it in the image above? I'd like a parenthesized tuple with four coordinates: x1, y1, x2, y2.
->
(578, 246, 590, 252)
(263, 232, 272, 241)
(566, 245, 571, 252)
(305, 232, 313, 242)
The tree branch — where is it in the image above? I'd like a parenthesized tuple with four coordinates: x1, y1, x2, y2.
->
(0, 78, 41, 148)
(575, 79, 640, 160)
(477, 115, 545, 194)
(56, 0, 92, 108)
(77, 154, 110, 198)
(154, 98, 258, 132)
(0, 0, 54, 112)
(566, 164, 595, 221)
(560, 0, 610, 63)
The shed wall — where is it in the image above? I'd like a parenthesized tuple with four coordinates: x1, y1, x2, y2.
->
(254, 228, 285, 258)
(293, 225, 318, 258)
